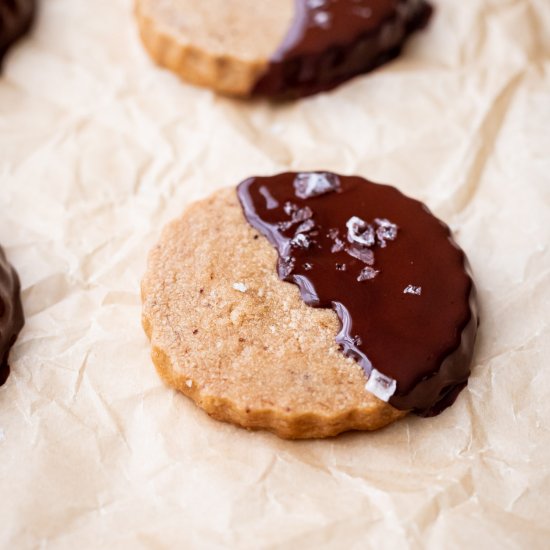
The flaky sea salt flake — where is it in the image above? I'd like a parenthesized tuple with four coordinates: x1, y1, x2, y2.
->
(331, 238, 345, 253)
(292, 206, 313, 223)
(295, 219, 316, 234)
(404, 285, 422, 295)
(357, 267, 379, 281)
(365, 369, 397, 402)
(294, 172, 341, 199)
(347, 216, 376, 247)
(232, 282, 248, 293)
(375, 218, 398, 247)
(291, 233, 312, 249)
(346, 245, 374, 265)
(284, 201, 297, 216)
(279, 256, 296, 278)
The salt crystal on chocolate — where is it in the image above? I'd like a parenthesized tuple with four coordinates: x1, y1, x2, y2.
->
(331, 238, 345, 253)
(284, 202, 297, 216)
(295, 219, 316, 234)
(346, 216, 375, 247)
(294, 172, 341, 199)
(279, 256, 296, 278)
(357, 266, 379, 281)
(293, 206, 313, 222)
(365, 369, 397, 402)
(346, 245, 375, 265)
(404, 285, 422, 295)
(375, 218, 398, 248)
(291, 233, 312, 249)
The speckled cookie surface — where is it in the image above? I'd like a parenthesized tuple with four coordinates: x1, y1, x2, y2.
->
(141, 188, 405, 439)
(135, 0, 294, 96)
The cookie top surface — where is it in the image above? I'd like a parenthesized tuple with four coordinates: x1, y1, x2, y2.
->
(136, 0, 432, 97)
(137, 0, 294, 61)
(142, 187, 406, 439)
(0, 245, 24, 386)
(0, 0, 35, 65)
(237, 173, 477, 415)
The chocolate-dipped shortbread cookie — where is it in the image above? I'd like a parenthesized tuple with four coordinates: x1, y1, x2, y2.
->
(142, 172, 478, 439)
(0, 0, 35, 66)
(0, 245, 24, 386)
(136, 0, 432, 97)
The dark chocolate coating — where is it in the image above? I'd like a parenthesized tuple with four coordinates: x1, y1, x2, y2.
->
(237, 173, 478, 415)
(254, 0, 433, 97)
(0, 0, 35, 66)
(0, 245, 24, 386)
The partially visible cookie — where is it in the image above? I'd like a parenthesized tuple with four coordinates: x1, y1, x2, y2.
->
(0, 245, 24, 386)
(141, 173, 477, 439)
(136, 0, 294, 96)
(135, 0, 433, 98)
(0, 0, 35, 67)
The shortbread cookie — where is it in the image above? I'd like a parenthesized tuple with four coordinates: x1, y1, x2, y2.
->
(0, 0, 35, 66)
(142, 173, 477, 439)
(0, 245, 24, 386)
(135, 0, 433, 97)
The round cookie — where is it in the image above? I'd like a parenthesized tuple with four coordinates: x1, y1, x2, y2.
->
(135, 0, 433, 98)
(142, 174, 477, 439)
(0, 245, 24, 386)
(0, 0, 35, 66)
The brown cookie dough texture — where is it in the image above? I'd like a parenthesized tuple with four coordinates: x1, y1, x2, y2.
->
(135, 0, 294, 96)
(142, 188, 406, 439)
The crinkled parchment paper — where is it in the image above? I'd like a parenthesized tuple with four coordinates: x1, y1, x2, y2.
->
(1, 0, 549, 548)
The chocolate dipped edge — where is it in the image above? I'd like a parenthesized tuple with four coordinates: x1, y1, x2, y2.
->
(0, 247, 24, 386)
(0, 0, 36, 67)
(252, 0, 433, 98)
(237, 173, 478, 415)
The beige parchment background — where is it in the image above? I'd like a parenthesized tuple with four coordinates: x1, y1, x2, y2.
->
(1, 0, 549, 548)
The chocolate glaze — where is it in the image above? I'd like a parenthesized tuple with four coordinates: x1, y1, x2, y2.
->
(0, 0, 35, 66)
(253, 0, 433, 97)
(0, 245, 24, 386)
(237, 173, 478, 415)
